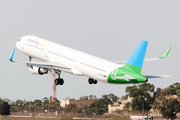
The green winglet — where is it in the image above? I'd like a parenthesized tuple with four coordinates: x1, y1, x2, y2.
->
(159, 46, 172, 59)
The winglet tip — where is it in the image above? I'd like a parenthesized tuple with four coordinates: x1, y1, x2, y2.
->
(9, 49, 15, 62)
(165, 46, 172, 56)
(159, 46, 172, 59)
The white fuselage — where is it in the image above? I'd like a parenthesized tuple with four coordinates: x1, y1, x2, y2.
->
(16, 35, 121, 83)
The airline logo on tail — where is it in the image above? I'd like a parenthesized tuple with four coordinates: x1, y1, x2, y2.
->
(108, 40, 171, 84)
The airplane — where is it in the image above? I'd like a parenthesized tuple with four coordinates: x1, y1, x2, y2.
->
(9, 35, 171, 86)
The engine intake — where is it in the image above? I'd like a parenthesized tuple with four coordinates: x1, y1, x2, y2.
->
(28, 66, 48, 75)
(38, 67, 48, 75)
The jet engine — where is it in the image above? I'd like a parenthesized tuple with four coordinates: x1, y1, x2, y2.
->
(28, 66, 48, 75)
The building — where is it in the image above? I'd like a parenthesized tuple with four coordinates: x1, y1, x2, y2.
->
(108, 96, 133, 114)
(60, 99, 95, 107)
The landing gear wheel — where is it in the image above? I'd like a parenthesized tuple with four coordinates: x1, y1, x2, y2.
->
(88, 78, 93, 84)
(94, 80, 97, 84)
(59, 78, 64, 85)
(55, 79, 59, 85)
(54, 78, 64, 85)
(88, 78, 97, 84)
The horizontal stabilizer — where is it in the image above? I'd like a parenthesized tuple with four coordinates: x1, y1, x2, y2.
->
(145, 75, 171, 79)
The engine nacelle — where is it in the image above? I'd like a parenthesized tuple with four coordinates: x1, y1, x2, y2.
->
(28, 66, 48, 75)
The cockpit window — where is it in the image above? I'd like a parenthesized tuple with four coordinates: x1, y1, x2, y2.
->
(19, 39, 21, 42)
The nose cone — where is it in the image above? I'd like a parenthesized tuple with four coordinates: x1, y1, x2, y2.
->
(145, 78, 148, 82)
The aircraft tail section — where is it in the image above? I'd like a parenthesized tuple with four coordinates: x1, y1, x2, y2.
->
(123, 40, 148, 73)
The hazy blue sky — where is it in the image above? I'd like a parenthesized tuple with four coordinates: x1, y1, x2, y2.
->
(0, 0, 179, 101)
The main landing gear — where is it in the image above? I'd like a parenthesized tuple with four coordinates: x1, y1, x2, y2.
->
(55, 78, 64, 85)
(54, 70, 64, 86)
(28, 56, 64, 86)
(88, 78, 98, 84)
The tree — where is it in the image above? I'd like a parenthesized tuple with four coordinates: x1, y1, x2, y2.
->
(154, 87, 162, 98)
(79, 96, 88, 100)
(102, 93, 119, 105)
(34, 99, 41, 104)
(4, 98, 11, 103)
(88, 95, 97, 100)
(0, 102, 10, 116)
(124, 102, 131, 111)
(152, 82, 180, 120)
(15, 99, 23, 106)
(131, 95, 151, 110)
(42, 97, 49, 105)
(49, 96, 60, 103)
(0, 98, 3, 105)
(161, 98, 180, 120)
(153, 97, 180, 120)
(124, 83, 155, 110)
(64, 103, 77, 113)
(88, 93, 119, 115)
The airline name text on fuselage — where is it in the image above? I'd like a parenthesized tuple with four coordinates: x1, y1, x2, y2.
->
(27, 39, 47, 47)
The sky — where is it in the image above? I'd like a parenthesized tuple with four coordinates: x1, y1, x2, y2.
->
(0, 0, 179, 102)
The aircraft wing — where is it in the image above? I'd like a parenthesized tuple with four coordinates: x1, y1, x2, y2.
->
(26, 61, 72, 73)
(114, 46, 172, 64)
(9, 49, 72, 73)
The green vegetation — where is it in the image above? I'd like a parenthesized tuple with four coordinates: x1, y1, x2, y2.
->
(58, 113, 72, 120)
(79, 95, 97, 100)
(0, 94, 118, 118)
(0, 101, 10, 116)
(124, 83, 155, 110)
(152, 83, 180, 120)
(88, 93, 118, 115)
(122, 82, 180, 120)
(101, 114, 130, 120)
(61, 94, 119, 117)
(1, 82, 180, 120)
(10, 96, 61, 113)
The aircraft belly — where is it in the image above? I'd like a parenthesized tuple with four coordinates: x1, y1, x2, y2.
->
(82, 70, 108, 83)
